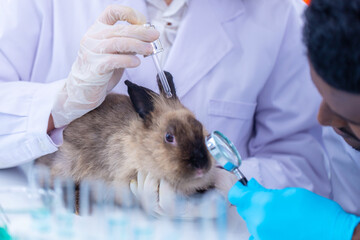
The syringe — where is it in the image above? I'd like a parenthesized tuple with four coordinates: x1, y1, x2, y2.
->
(144, 23, 172, 98)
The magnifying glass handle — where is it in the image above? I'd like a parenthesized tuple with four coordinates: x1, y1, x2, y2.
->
(238, 177, 248, 186)
(234, 168, 248, 186)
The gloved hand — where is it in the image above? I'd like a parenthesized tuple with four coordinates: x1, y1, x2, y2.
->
(52, 5, 159, 128)
(129, 171, 227, 219)
(228, 178, 360, 240)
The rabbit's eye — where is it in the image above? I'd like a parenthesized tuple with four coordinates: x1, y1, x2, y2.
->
(165, 132, 175, 143)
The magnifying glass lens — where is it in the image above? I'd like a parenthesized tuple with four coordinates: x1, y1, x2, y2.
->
(213, 132, 240, 166)
(206, 131, 248, 186)
(218, 144, 234, 160)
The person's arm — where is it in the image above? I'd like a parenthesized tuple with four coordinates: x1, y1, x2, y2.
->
(0, 81, 66, 167)
(352, 224, 360, 240)
(239, 1, 330, 196)
(0, 2, 158, 167)
(0, 1, 65, 168)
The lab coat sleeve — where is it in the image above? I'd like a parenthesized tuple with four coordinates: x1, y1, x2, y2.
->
(0, 1, 65, 168)
(240, 2, 330, 197)
(0, 81, 65, 168)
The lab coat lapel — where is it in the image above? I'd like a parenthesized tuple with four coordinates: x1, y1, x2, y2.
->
(164, 0, 245, 98)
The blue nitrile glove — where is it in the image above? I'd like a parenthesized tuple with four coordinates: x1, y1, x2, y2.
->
(228, 178, 360, 240)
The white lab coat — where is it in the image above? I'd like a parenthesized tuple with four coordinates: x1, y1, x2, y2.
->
(0, 0, 330, 196)
(323, 127, 360, 215)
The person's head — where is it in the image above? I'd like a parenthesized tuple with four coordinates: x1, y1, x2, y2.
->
(303, 0, 360, 150)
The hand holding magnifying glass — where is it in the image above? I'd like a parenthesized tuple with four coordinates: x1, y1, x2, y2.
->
(206, 131, 248, 186)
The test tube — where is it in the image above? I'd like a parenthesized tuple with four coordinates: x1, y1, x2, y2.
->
(27, 165, 54, 235)
(105, 185, 135, 240)
(79, 179, 108, 217)
(133, 200, 155, 240)
(79, 180, 111, 239)
(53, 177, 76, 238)
(216, 195, 228, 240)
(29, 164, 51, 193)
(143, 23, 173, 98)
(0, 204, 11, 240)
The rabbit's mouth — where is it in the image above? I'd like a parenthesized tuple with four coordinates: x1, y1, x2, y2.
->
(185, 162, 211, 179)
(174, 167, 215, 195)
(194, 169, 205, 179)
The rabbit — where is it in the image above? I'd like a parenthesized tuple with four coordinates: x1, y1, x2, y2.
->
(37, 71, 216, 196)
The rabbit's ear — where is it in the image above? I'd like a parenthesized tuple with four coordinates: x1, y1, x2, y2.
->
(156, 71, 178, 100)
(125, 80, 157, 120)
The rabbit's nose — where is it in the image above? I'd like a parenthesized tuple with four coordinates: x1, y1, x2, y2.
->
(190, 149, 208, 169)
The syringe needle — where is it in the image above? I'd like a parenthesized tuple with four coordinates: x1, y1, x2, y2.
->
(152, 54, 172, 98)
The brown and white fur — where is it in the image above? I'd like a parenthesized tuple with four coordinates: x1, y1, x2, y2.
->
(37, 72, 215, 195)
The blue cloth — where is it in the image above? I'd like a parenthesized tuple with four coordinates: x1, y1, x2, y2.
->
(229, 178, 360, 240)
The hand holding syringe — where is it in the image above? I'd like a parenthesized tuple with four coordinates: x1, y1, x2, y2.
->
(143, 23, 172, 98)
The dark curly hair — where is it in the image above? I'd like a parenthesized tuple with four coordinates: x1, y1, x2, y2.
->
(303, 0, 360, 93)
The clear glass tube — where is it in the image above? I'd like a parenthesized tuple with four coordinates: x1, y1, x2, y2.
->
(152, 54, 172, 98)
(143, 23, 172, 98)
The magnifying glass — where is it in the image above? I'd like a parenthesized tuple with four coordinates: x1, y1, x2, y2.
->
(205, 131, 248, 186)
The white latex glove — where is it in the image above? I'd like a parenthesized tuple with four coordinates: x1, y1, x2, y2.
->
(52, 5, 159, 128)
(213, 167, 238, 201)
(130, 171, 228, 220)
